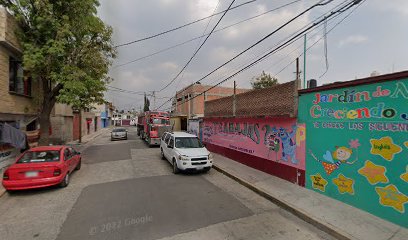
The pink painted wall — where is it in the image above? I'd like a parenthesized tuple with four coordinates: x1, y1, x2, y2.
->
(203, 117, 306, 170)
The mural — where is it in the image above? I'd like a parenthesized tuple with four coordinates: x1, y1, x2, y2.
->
(202, 118, 306, 170)
(299, 78, 408, 227)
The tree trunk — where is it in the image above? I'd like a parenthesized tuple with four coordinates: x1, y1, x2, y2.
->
(38, 97, 56, 146)
(38, 78, 62, 146)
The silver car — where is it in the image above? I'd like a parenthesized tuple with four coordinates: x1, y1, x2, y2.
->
(111, 128, 128, 141)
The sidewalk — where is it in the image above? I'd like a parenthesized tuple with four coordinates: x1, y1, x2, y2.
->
(67, 127, 112, 146)
(212, 153, 407, 240)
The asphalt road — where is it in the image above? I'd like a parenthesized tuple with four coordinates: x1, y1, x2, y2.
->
(0, 127, 336, 240)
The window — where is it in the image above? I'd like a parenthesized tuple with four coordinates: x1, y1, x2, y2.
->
(165, 134, 171, 144)
(9, 57, 31, 96)
(112, 128, 126, 132)
(161, 133, 167, 141)
(152, 118, 170, 125)
(64, 149, 71, 160)
(17, 151, 60, 163)
(175, 137, 204, 148)
(168, 138, 174, 148)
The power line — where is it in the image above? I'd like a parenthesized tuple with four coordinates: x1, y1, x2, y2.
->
(106, 86, 145, 95)
(171, 0, 334, 93)
(171, 0, 222, 101)
(158, 0, 237, 93)
(272, 0, 365, 80)
(160, 0, 362, 112)
(156, 0, 335, 110)
(113, 0, 302, 69)
(114, 0, 257, 48)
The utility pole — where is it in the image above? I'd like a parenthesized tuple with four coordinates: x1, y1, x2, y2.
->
(152, 91, 156, 110)
(233, 81, 236, 117)
(187, 94, 191, 120)
(296, 57, 300, 81)
(303, 34, 307, 89)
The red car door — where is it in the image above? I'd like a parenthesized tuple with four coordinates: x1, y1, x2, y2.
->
(63, 148, 74, 172)
(68, 147, 79, 168)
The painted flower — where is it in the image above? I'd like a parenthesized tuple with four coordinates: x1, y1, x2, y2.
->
(349, 139, 360, 149)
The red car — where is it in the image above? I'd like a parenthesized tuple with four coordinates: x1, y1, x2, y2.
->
(2, 146, 81, 191)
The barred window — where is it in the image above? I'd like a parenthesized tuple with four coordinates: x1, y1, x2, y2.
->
(9, 57, 31, 96)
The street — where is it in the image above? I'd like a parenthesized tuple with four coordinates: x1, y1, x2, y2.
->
(0, 127, 335, 240)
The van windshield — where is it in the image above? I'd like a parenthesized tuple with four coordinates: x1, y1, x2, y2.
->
(175, 137, 204, 148)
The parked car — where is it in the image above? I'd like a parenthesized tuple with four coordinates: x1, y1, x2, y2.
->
(160, 132, 213, 174)
(111, 128, 128, 140)
(2, 146, 81, 191)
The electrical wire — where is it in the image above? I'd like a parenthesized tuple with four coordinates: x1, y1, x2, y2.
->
(156, 0, 335, 110)
(171, 0, 221, 97)
(271, 0, 365, 80)
(114, 0, 257, 48)
(160, 0, 362, 111)
(163, 0, 334, 94)
(113, 0, 302, 69)
(158, 0, 237, 93)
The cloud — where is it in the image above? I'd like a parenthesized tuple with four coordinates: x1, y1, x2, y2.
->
(159, 61, 178, 71)
(338, 35, 368, 47)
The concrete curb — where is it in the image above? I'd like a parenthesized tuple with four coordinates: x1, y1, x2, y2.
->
(0, 188, 6, 198)
(213, 164, 355, 240)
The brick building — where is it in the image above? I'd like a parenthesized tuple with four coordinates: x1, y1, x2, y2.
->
(0, 8, 41, 169)
(0, 8, 41, 129)
(172, 83, 249, 118)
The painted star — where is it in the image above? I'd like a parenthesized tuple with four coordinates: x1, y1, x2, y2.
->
(332, 174, 354, 195)
(404, 141, 408, 148)
(358, 160, 389, 185)
(375, 185, 408, 213)
(310, 173, 328, 192)
(401, 166, 408, 183)
(370, 137, 402, 161)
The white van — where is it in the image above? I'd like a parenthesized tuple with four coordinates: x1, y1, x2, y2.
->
(160, 132, 213, 174)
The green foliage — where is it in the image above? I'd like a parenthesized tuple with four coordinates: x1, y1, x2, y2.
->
(144, 93, 150, 112)
(0, 0, 116, 109)
(250, 71, 279, 89)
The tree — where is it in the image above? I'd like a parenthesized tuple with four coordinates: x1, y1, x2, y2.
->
(143, 93, 150, 112)
(250, 71, 278, 89)
(0, 0, 116, 144)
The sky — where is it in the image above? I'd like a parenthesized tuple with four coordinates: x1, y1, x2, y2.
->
(97, 0, 408, 111)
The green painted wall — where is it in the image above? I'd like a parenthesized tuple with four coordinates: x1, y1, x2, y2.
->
(298, 78, 408, 227)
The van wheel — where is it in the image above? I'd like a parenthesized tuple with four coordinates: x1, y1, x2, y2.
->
(60, 173, 70, 188)
(172, 159, 180, 174)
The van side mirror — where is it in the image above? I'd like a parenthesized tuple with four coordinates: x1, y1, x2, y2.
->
(167, 144, 173, 149)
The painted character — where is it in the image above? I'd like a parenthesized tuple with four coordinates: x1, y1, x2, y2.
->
(309, 140, 359, 175)
(278, 125, 298, 164)
(265, 127, 280, 161)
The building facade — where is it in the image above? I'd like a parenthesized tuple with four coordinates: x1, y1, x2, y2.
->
(0, 8, 41, 169)
(173, 83, 249, 118)
(50, 103, 74, 144)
